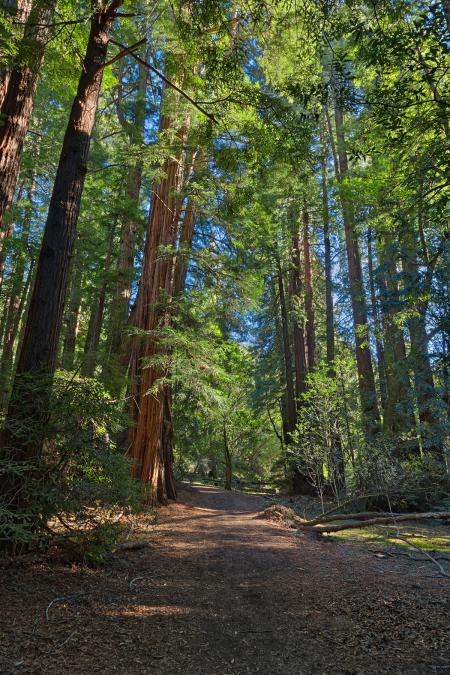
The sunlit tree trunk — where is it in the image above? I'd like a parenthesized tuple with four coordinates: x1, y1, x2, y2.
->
(367, 226, 387, 412)
(127, 106, 190, 504)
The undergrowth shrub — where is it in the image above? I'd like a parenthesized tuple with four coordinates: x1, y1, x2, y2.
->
(0, 372, 143, 555)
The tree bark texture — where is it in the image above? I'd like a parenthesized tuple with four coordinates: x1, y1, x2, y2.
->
(127, 107, 192, 504)
(0, 0, 55, 233)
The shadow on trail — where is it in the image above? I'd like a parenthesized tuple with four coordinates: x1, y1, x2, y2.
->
(1, 484, 449, 675)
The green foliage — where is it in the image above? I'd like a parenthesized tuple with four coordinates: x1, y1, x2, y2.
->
(0, 374, 142, 550)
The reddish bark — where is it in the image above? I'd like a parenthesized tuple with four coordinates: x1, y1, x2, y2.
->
(0, 0, 55, 233)
(127, 108, 191, 504)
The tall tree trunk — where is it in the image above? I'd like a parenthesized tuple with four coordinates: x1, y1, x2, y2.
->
(127, 107, 190, 504)
(276, 254, 296, 440)
(322, 135, 335, 367)
(1, 1, 120, 468)
(321, 132, 346, 496)
(223, 423, 232, 491)
(0, 0, 55, 234)
(83, 221, 116, 376)
(377, 231, 414, 445)
(291, 229, 307, 401)
(399, 224, 443, 458)
(332, 103, 380, 436)
(0, 174, 34, 406)
(302, 209, 315, 372)
(367, 226, 387, 412)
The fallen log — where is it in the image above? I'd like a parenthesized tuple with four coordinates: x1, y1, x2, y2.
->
(301, 488, 442, 526)
(310, 511, 450, 534)
(302, 511, 403, 526)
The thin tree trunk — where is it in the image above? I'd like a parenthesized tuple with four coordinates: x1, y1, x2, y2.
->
(0, 175, 34, 403)
(83, 220, 116, 376)
(0, 180, 26, 292)
(0, 0, 55, 234)
(322, 135, 335, 367)
(367, 226, 387, 412)
(303, 209, 315, 372)
(332, 103, 380, 436)
(2, 1, 120, 467)
(61, 258, 83, 371)
(291, 229, 307, 401)
(276, 254, 296, 440)
(321, 129, 346, 496)
(223, 423, 232, 490)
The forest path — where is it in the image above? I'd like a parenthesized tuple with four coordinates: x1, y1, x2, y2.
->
(1, 484, 449, 674)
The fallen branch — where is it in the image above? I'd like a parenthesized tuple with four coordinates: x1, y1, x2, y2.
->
(388, 534, 450, 579)
(45, 593, 86, 622)
(301, 488, 440, 525)
(301, 511, 404, 526)
(311, 511, 450, 533)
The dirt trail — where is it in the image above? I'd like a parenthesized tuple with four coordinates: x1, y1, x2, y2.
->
(1, 484, 449, 674)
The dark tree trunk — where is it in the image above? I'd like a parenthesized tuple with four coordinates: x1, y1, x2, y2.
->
(61, 258, 83, 371)
(377, 231, 414, 445)
(83, 221, 116, 376)
(2, 1, 120, 468)
(291, 229, 307, 401)
(0, 0, 55, 233)
(302, 210, 315, 372)
(332, 103, 380, 436)
(321, 137, 335, 367)
(276, 255, 296, 440)
(223, 423, 232, 491)
(399, 223, 444, 459)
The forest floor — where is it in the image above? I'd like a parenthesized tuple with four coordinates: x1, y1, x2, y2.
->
(1, 484, 449, 675)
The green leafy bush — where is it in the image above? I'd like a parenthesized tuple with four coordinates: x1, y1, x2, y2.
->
(0, 372, 142, 553)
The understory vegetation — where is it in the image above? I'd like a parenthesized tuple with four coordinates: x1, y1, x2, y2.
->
(0, 0, 449, 553)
